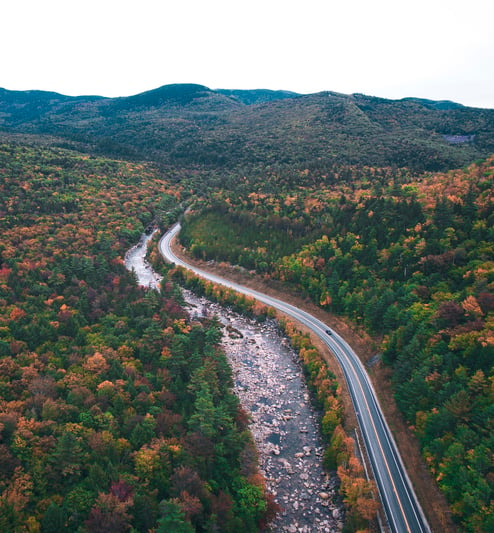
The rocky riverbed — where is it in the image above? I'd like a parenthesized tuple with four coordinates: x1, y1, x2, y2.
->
(124, 230, 163, 290)
(125, 234, 344, 532)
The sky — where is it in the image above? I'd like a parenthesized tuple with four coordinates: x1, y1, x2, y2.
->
(2, 0, 493, 108)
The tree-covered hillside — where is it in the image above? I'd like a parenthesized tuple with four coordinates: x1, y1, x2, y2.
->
(1, 84, 494, 172)
(181, 157, 494, 532)
(0, 143, 272, 532)
(1, 81, 494, 532)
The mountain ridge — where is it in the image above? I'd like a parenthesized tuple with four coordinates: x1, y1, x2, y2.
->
(0, 84, 474, 108)
(1, 83, 493, 172)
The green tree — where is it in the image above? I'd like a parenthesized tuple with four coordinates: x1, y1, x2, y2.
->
(156, 500, 194, 533)
(41, 502, 67, 533)
(233, 477, 267, 531)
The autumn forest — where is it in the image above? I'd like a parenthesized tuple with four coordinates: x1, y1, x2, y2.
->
(0, 85, 493, 532)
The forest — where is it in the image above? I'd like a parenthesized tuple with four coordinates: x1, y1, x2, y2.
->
(0, 84, 493, 532)
(2, 84, 494, 172)
(180, 158, 494, 532)
(0, 144, 274, 532)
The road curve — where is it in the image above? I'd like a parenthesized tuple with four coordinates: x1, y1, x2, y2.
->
(159, 223, 431, 533)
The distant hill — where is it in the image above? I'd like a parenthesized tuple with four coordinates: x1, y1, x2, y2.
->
(216, 88, 300, 105)
(111, 84, 241, 111)
(1, 84, 493, 171)
(400, 96, 466, 110)
(0, 88, 104, 126)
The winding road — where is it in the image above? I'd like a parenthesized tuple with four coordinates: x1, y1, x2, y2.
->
(159, 223, 431, 533)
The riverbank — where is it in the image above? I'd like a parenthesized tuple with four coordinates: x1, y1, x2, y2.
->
(165, 230, 456, 533)
(125, 234, 344, 532)
(184, 291, 344, 532)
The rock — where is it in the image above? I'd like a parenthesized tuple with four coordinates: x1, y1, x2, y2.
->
(178, 290, 344, 532)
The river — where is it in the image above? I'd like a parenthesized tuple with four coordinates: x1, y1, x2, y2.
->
(125, 233, 343, 532)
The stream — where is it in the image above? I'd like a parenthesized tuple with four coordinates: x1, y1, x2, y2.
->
(125, 233, 343, 532)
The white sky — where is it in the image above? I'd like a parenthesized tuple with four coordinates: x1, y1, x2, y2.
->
(1, 0, 493, 108)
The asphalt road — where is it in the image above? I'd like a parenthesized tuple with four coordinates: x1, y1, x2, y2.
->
(159, 223, 431, 533)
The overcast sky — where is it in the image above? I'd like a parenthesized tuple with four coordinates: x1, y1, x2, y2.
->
(2, 0, 493, 108)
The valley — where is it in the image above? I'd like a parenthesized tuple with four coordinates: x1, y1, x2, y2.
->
(0, 84, 493, 532)
(159, 224, 430, 533)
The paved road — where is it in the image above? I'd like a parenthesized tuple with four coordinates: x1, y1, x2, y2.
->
(159, 223, 431, 533)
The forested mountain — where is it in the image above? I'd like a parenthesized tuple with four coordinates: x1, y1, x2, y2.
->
(1, 82, 494, 532)
(215, 89, 301, 105)
(1, 84, 494, 171)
